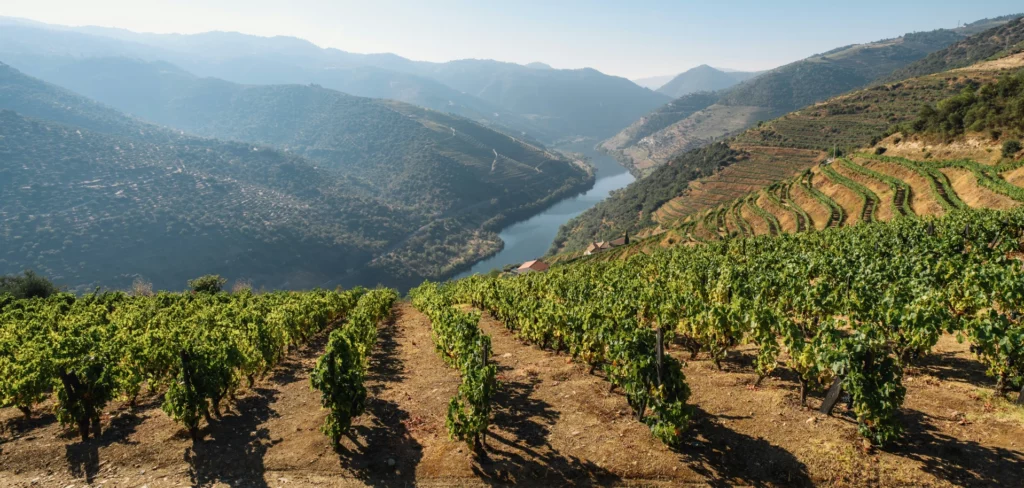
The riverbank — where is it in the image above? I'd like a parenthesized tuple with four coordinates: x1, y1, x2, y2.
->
(454, 143, 635, 278)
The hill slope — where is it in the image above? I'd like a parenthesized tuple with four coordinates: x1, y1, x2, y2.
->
(656, 65, 760, 99)
(884, 16, 1024, 82)
(0, 63, 591, 290)
(555, 45, 1024, 254)
(602, 16, 1018, 178)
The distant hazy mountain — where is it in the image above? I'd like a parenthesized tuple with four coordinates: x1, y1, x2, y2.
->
(411, 59, 670, 140)
(655, 65, 760, 99)
(0, 20, 545, 139)
(632, 74, 676, 90)
(0, 61, 591, 291)
(0, 17, 669, 141)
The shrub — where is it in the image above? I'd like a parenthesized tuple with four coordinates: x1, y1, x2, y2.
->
(231, 279, 253, 294)
(875, 147, 888, 155)
(0, 270, 59, 299)
(908, 72, 1024, 137)
(188, 275, 227, 294)
(131, 277, 153, 297)
(1003, 140, 1022, 158)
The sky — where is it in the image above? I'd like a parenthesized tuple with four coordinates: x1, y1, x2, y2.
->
(1, 0, 1022, 79)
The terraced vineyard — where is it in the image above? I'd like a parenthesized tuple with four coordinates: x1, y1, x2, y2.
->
(652, 146, 822, 226)
(661, 152, 1024, 246)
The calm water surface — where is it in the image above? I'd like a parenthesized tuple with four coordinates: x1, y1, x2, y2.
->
(455, 143, 634, 278)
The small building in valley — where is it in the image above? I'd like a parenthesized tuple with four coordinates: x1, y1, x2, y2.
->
(516, 259, 550, 274)
(584, 241, 611, 255)
(584, 234, 630, 256)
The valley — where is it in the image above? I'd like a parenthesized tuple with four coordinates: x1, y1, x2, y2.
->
(0, 61, 593, 292)
(3, 7, 1024, 488)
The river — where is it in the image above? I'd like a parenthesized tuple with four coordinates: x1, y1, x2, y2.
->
(455, 143, 635, 278)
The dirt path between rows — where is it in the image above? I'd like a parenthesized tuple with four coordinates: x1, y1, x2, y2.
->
(0, 303, 466, 488)
(472, 310, 680, 485)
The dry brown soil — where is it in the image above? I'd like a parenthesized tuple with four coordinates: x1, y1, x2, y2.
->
(940, 168, 1019, 211)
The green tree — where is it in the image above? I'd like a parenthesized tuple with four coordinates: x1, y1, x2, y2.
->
(187, 275, 228, 294)
(0, 271, 59, 299)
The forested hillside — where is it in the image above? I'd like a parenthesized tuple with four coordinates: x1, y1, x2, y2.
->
(555, 36, 1024, 254)
(602, 16, 1018, 177)
(0, 63, 591, 291)
(31, 58, 589, 220)
(0, 109, 403, 291)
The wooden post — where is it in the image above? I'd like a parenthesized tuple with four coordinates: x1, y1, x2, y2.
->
(927, 221, 935, 236)
(820, 376, 844, 415)
(181, 350, 200, 442)
(656, 327, 664, 387)
(481, 340, 490, 449)
(799, 378, 809, 406)
(59, 370, 89, 442)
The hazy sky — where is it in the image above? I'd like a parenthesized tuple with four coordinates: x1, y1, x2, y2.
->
(2, 0, 1021, 79)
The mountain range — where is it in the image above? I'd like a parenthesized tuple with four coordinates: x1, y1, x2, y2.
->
(0, 16, 669, 142)
(655, 65, 761, 98)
